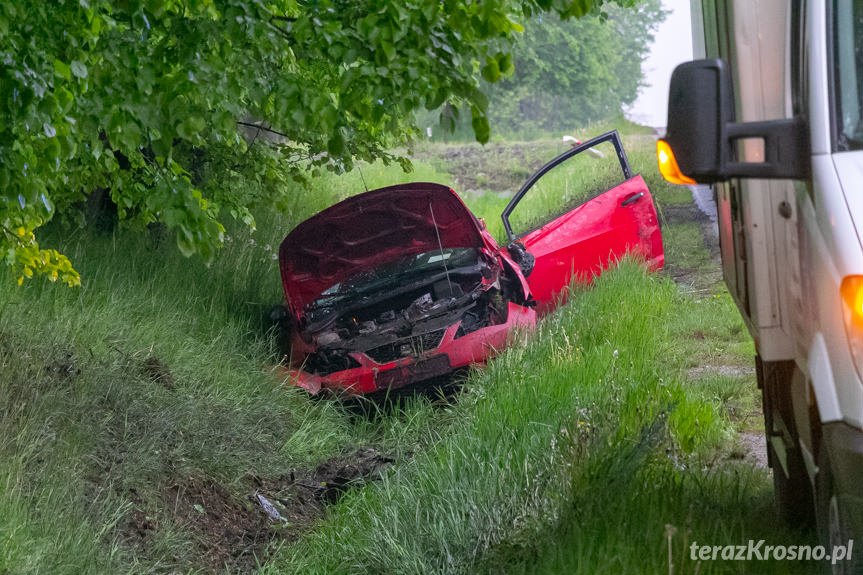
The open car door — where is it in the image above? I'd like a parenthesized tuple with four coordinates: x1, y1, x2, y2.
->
(501, 131, 664, 313)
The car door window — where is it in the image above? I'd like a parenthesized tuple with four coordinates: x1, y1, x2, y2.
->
(501, 131, 633, 241)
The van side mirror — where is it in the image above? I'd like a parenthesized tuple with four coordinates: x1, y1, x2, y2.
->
(663, 59, 732, 182)
(660, 59, 809, 183)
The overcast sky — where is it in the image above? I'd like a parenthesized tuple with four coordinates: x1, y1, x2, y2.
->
(625, 0, 694, 128)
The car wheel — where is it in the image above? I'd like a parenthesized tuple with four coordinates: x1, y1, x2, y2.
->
(268, 304, 294, 357)
(770, 438, 815, 525)
(760, 358, 815, 525)
(816, 449, 863, 575)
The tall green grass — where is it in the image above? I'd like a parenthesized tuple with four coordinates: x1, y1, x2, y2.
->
(0, 159, 454, 574)
(1, 131, 775, 575)
(265, 263, 742, 574)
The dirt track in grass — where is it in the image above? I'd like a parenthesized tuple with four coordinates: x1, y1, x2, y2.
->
(119, 448, 393, 573)
(412, 140, 565, 194)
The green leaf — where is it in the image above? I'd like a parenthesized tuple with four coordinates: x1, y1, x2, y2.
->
(177, 116, 206, 139)
(327, 130, 345, 157)
(177, 229, 195, 257)
(54, 59, 71, 81)
(425, 87, 447, 111)
(381, 41, 396, 61)
(43, 137, 61, 162)
(471, 109, 490, 144)
(56, 87, 74, 113)
(481, 59, 501, 83)
(497, 52, 514, 76)
(470, 88, 489, 112)
(70, 60, 87, 79)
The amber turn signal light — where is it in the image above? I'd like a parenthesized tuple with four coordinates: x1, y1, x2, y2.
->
(656, 139, 695, 185)
(841, 276, 863, 326)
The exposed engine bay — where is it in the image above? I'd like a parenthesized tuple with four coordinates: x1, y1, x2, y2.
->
(277, 149, 663, 395)
(299, 248, 513, 375)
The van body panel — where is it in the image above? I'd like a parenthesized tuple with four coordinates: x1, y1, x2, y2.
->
(701, 0, 797, 361)
(685, 0, 863, 542)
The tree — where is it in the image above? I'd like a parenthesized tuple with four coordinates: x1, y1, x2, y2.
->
(484, 1, 666, 134)
(0, 0, 627, 286)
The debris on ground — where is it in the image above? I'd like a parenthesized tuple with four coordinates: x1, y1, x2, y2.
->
(119, 447, 394, 573)
(309, 447, 394, 503)
(45, 352, 81, 380)
(256, 494, 283, 522)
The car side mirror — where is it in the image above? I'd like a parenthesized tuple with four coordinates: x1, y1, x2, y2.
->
(660, 59, 809, 183)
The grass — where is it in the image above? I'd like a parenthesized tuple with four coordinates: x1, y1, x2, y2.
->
(1, 125, 792, 574)
(267, 262, 802, 575)
(0, 159, 454, 574)
(262, 131, 794, 574)
(264, 263, 717, 574)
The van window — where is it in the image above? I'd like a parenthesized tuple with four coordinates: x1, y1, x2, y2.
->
(834, 0, 863, 149)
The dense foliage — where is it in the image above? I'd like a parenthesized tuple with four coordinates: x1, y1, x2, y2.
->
(486, 1, 665, 135)
(0, 0, 625, 285)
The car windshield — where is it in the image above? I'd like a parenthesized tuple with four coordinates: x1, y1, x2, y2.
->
(308, 247, 479, 311)
(834, 0, 863, 149)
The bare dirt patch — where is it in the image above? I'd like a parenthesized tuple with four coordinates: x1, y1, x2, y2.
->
(413, 141, 563, 193)
(728, 431, 769, 469)
(140, 356, 175, 390)
(162, 476, 272, 571)
(120, 447, 393, 573)
(686, 364, 756, 379)
(306, 446, 394, 503)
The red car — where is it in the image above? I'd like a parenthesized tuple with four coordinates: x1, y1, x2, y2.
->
(277, 131, 664, 395)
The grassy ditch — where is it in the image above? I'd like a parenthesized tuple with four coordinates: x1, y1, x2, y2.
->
(0, 159, 456, 574)
(265, 262, 687, 573)
(267, 260, 803, 575)
(1, 130, 796, 574)
(266, 136, 808, 574)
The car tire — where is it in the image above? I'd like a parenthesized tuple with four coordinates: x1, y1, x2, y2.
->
(770, 439, 815, 526)
(268, 304, 294, 357)
(759, 358, 815, 526)
(816, 449, 863, 575)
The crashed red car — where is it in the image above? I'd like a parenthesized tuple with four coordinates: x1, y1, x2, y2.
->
(277, 131, 664, 395)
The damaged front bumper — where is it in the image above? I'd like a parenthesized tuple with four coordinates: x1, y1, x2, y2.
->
(281, 302, 536, 395)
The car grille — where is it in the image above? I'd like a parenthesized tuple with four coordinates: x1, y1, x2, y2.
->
(303, 350, 361, 376)
(365, 329, 447, 364)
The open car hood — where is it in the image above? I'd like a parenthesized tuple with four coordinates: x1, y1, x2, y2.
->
(278, 182, 487, 315)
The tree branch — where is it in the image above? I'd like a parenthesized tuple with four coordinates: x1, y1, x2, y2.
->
(268, 20, 295, 42)
(236, 121, 291, 140)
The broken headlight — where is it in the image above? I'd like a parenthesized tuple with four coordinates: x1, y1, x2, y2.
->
(303, 349, 361, 376)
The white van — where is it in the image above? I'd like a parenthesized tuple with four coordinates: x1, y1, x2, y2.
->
(659, 1, 863, 570)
